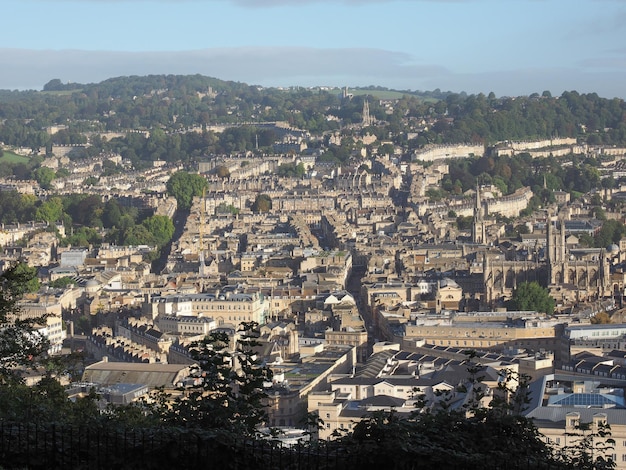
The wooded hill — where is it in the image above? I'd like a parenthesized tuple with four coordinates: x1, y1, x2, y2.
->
(0, 74, 624, 153)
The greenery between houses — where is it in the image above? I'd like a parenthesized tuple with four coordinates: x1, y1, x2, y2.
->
(166, 170, 208, 211)
(0, 192, 175, 253)
(507, 281, 556, 315)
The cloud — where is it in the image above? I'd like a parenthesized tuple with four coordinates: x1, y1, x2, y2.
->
(578, 56, 626, 69)
(563, 8, 626, 40)
(577, 46, 626, 69)
(423, 67, 626, 99)
(28, 0, 470, 5)
(0, 47, 450, 90)
(0, 47, 623, 99)
(226, 0, 437, 5)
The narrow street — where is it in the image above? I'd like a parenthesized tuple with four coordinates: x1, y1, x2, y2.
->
(152, 208, 189, 274)
(346, 265, 375, 355)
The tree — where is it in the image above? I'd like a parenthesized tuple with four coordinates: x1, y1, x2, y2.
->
(560, 420, 616, 469)
(215, 165, 230, 178)
(141, 215, 175, 248)
(378, 143, 394, 156)
(35, 197, 64, 224)
(0, 262, 48, 383)
(42, 79, 63, 91)
(514, 224, 531, 235)
(61, 226, 102, 247)
(166, 171, 207, 211)
(48, 276, 75, 289)
(55, 168, 70, 178)
(102, 199, 123, 228)
(595, 220, 626, 248)
(456, 215, 473, 230)
(119, 224, 153, 247)
(426, 188, 444, 202)
(34, 167, 56, 190)
(508, 281, 555, 315)
(591, 311, 611, 324)
(157, 322, 272, 435)
(216, 202, 239, 215)
(252, 194, 272, 213)
(276, 162, 305, 178)
(71, 195, 104, 227)
(591, 206, 607, 221)
(83, 175, 99, 186)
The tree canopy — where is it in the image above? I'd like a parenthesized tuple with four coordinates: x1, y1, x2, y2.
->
(0, 263, 47, 383)
(251, 194, 272, 213)
(595, 220, 626, 248)
(508, 281, 555, 315)
(139, 215, 175, 248)
(276, 162, 305, 178)
(166, 171, 207, 211)
(155, 322, 271, 435)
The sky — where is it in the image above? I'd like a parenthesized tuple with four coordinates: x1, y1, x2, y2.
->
(2, 0, 625, 98)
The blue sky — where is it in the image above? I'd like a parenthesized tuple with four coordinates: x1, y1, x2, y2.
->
(2, 0, 625, 98)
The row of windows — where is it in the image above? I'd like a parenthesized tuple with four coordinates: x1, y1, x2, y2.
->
(438, 340, 495, 347)
(419, 330, 508, 337)
(591, 331, 623, 337)
(180, 325, 205, 332)
(226, 316, 251, 322)
(193, 304, 252, 311)
(325, 423, 354, 430)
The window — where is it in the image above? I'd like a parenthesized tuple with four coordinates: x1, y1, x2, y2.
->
(567, 413, 580, 428)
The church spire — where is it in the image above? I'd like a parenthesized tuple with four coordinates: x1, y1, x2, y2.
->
(362, 99, 372, 127)
(473, 184, 486, 244)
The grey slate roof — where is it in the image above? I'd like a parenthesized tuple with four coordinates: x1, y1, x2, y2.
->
(82, 362, 192, 388)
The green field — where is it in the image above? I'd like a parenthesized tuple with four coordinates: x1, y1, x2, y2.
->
(0, 150, 30, 164)
(40, 89, 82, 96)
(339, 88, 440, 102)
(318, 86, 438, 101)
(349, 89, 419, 100)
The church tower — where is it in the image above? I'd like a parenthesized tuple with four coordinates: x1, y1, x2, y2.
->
(546, 211, 567, 285)
(362, 100, 372, 127)
(472, 185, 486, 244)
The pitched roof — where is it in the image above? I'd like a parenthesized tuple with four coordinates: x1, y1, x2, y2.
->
(82, 361, 191, 388)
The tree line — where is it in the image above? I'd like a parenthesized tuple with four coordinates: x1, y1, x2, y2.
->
(1, 75, 625, 164)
